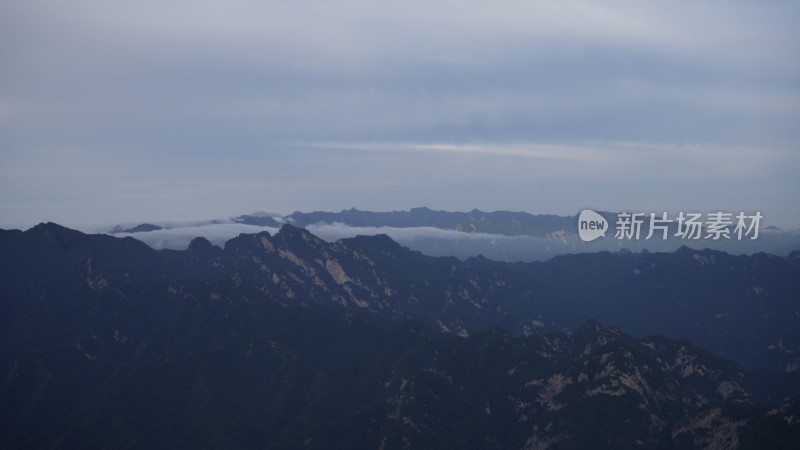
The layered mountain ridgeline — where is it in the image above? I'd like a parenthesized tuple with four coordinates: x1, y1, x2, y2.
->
(284, 206, 577, 236)
(282, 207, 800, 259)
(3, 223, 800, 374)
(1, 252, 798, 450)
(1, 223, 799, 448)
(109, 208, 800, 262)
(282, 207, 796, 241)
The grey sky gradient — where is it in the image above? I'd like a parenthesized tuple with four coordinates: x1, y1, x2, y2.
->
(1, 0, 798, 228)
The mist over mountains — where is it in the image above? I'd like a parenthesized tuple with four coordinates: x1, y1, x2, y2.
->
(103, 207, 800, 262)
(5, 0, 799, 446)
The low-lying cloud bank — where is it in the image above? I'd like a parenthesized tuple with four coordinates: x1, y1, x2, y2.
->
(103, 220, 800, 262)
(111, 221, 520, 251)
(114, 222, 281, 250)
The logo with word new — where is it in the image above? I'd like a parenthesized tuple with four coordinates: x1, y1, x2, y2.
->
(577, 209, 763, 242)
(578, 210, 608, 242)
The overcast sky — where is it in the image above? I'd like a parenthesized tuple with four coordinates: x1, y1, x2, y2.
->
(1, 0, 798, 229)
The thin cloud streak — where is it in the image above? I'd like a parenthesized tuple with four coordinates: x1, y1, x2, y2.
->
(305, 141, 793, 177)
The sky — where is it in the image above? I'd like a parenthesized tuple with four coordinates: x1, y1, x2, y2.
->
(1, 0, 799, 229)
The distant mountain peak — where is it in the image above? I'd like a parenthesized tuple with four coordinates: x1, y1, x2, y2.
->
(188, 236, 215, 251)
(232, 214, 281, 227)
(26, 222, 85, 245)
(125, 223, 162, 233)
(30, 221, 71, 233)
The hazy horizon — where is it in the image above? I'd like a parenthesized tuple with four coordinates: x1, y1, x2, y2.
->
(2, 1, 799, 228)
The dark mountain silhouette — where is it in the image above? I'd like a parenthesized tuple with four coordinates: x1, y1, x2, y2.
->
(111, 222, 164, 233)
(233, 214, 283, 227)
(1, 223, 799, 448)
(4, 223, 800, 372)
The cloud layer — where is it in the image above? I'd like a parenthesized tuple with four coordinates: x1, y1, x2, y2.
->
(2, 1, 798, 226)
(104, 219, 799, 263)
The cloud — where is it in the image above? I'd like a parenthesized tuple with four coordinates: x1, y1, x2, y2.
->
(307, 222, 507, 243)
(113, 222, 280, 250)
(102, 218, 549, 251)
(108, 220, 517, 251)
(105, 220, 578, 262)
(305, 141, 795, 181)
(4, 0, 797, 144)
(1, 0, 798, 227)
(104, 219, 800, 262)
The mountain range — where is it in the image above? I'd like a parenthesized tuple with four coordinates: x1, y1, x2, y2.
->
(1, 223, 799, 448)
(108, 207, 800, 261)
(82, 221, 800, 372)
(281, 207, 574, 236)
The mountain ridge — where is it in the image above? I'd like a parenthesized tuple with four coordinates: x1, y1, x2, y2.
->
(3, 223, 799, 372)
(102, 207, 800, 261)
(2, 222, 799, 448)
